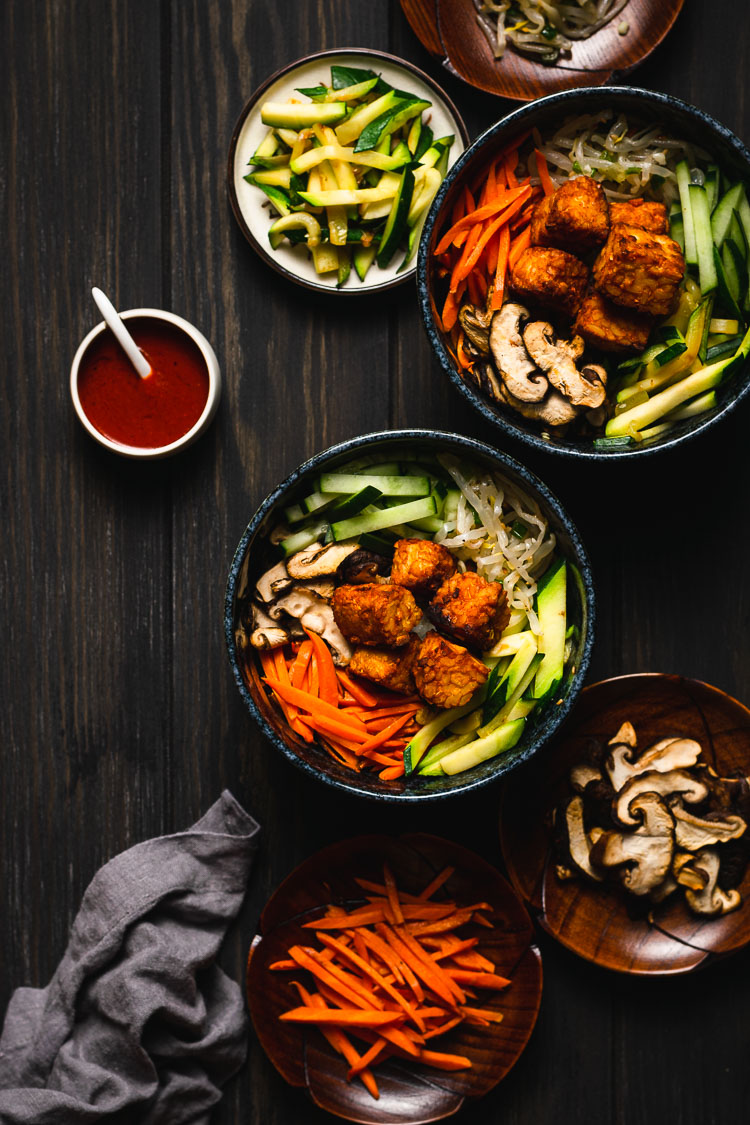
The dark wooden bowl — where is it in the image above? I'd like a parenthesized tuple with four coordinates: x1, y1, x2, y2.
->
(400, 0, 685, 100)
(499, 674, 750, 975)
(246, 834, 542, 1123)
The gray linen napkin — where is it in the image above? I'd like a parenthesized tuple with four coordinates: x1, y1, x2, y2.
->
(0, 790, 260, 1124)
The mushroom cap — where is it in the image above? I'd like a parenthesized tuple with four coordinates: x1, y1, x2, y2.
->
(256, 560, 293, 603)
(684, 848, 742, 916)
(287, 542, 360, 579)
(559, 795, 604, 882)
(670, 803, 747, 851)
(489, 303, 549, 403)
(591, 793, 675, 895)
(522, 321, 607, 409)
(271, 586, 352, 665)
(605, 736, 703, 793)
(249, 603, 290, 649)
(613, 768, 709, 827)
(498, 382, 580, 426)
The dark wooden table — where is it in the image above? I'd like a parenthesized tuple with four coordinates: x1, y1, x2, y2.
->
(4, 2, 750, 1121)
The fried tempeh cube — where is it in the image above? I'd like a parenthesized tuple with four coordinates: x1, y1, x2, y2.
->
(530, 176, 610, 254)
(573, 287, 653, 354)
(349, 636, 419, 696)
(413, 632, 488, 709)
(511, 246, 589, 316)
(592, 223, 685, 317)
(429, 571, 510, 652)
(332, 583, 421, 647)
(391, 538, 457, 599)
(609, 198, 669, 235)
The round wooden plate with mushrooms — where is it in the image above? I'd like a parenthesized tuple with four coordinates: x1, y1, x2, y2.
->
(246, 834, 542, 1123)
(499, 674, 750, 974)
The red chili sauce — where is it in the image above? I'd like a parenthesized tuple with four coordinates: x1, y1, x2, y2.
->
(77, 317, 210, 449)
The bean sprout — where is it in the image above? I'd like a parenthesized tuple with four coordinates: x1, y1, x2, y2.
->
(474, 0, 629, 64)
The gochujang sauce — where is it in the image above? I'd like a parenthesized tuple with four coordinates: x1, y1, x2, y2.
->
(77, 317, 210, 448)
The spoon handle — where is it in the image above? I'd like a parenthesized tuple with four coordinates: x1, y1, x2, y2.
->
(91, 288, 152, 379)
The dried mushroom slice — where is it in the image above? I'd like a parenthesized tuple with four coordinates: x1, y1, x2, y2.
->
(605, 736, 702, 793)
(590, 793, 675, 896)
(558, 795, 604, 882)
(670, 804, 747, 851)
(684, 849, 742, 917)
(613, 769, 709, 827)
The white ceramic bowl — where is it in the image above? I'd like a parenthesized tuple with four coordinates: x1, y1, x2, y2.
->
(227, 48, 469, 294)
(70, 308, 221, 459)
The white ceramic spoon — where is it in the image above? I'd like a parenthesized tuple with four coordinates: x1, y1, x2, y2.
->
(91, 287, 152, 378)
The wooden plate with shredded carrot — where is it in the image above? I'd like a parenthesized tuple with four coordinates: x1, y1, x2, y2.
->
(246, 834, 542, 1123)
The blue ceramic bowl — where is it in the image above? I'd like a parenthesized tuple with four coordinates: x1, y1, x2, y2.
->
(418, 87, 750, 461)
(224, 430, 595, 801)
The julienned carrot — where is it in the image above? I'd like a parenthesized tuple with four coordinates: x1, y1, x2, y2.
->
(490, 223, 511, 312)
(450, 222, 483, 292)
(508, 225, 532, 270)
(335, 669, 379, 707)
(262, 677, 367, 735)
(305, 627, 339, 707)
(441, 282, 465, 332)
(291, 983, 380, 1099)
(290, 640, 314, 688)
(534, 147, 555, 195)
(280, 1006, 401, 1027)
(275, 864, 508, 1098)
(451, 188, 532, 285)
(419, 865, 455, 900)
(434, 185, 530, 256)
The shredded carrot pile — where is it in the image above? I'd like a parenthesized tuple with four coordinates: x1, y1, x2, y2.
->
(271, 864, 510, 1100)
(259, 634, 423, 780)
(432, 135, 553, 377)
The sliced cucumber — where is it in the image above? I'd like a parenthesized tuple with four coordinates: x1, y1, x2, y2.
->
(319, 473, 430, 497)
(676, 161, 698, 266)
(377, 167, 415, 268)
(244, 178, 291, 217)
(689, 185, 718, 295)
(353, 243, 377, 282)
(404, 690, 486, 774)
(477, 655, 542, 738)
(437, 719, 526, 776)
(260, 101, 347, 129)
(354, 98, 430, 154)
(704, 165, 721, 212)
(482, 633, 538, 726)
(280, 522, 328, 557)
(331, 496, 437, 542)
(334, 90, 400, 146)
(416, 732, 476, 776)
(250, 166, 293, 188)
(533, 559, 567, 701)
(358, 531, 398, 556)
(711, 182, 746, 247)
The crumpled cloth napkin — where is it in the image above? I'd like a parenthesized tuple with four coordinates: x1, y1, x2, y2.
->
(0, 790, 260, 1124)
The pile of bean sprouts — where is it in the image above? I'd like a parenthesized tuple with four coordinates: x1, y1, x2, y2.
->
(434, 457, 556, 634)
(474, 0, 629, 63)
(527, 111, 708, 204)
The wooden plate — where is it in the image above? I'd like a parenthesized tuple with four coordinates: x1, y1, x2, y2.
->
(499, 674, 750, 975)
(246, 834, 542, 1123)
(400, 0, 685, 101)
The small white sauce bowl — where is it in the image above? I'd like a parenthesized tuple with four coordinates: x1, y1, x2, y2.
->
(70, 307, 222, 459)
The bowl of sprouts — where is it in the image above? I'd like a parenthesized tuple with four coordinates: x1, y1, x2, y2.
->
(225, 430, 594, 801)
(418, 87, 750, 459)
(401, 1, 685, 102)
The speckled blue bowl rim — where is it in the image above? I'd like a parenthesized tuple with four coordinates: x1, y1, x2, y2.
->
(418, 86, 750, 463)
(224, 429, 596, 802)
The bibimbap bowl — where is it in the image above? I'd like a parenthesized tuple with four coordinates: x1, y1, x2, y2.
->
(225, 430, 594, 801)
(418, 87, 750, 461)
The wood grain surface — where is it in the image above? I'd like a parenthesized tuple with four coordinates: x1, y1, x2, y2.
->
(3, 1, 750, 1122)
